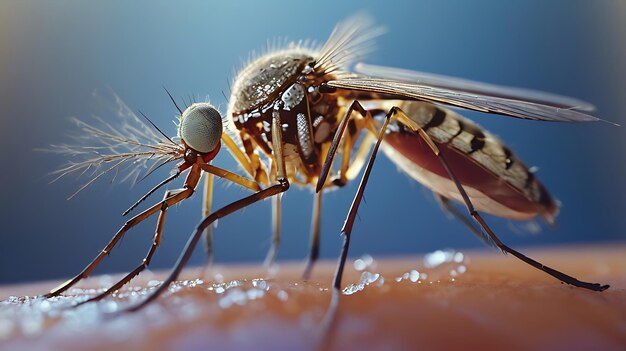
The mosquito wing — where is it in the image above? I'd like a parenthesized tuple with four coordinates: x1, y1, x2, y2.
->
(354, 63, 596, 111)
(327, 64, 603, 123)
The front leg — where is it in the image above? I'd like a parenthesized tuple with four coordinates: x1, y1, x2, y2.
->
(123, 104, 292, 312)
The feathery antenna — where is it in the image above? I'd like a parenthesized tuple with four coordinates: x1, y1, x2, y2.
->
(163, 86, 184, 114)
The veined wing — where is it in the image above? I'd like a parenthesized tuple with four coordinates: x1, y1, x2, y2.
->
(328, 64, 605, 123)
(355, 63, 595, 111)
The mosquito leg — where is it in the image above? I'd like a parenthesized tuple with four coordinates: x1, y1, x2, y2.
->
(302, 191, 322, 280)
(319, 105, 394, 349)
(45, 165, 202, 298)
(197, 162, 260, 267)
(343, 132, 377, 182)
(264, 195, 282, 267)
(122, 105, 291, 312)
(197, 163, 260, 192)
(394, 108, 610, 291)
(77, 187, 192, 305)
(316, 100, 371, 192)
(434, 193, 495, 248)
(202, 171, 215, 266)
(123, 179, 290, 312)
(332, 107, 393, 290)
(221, 132, 255, 178)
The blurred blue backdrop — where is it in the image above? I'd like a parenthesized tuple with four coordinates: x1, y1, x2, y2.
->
(0, 0, 624, 284)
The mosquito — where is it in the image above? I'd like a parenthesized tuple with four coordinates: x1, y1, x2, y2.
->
(43, 15, 610, 312)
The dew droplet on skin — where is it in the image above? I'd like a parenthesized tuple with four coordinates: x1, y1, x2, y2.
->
(360, 272, 380, 285)
(147, 280, 161, 288)
(342, 284, 364, 295)
(252, 279, 268, 291)
(38, 300, 51, 312)
(354, 259, 367, 271)
(246, 288, 265, 300)
(277, 290, 288, 301)
(218, 288, 249, 309)
(343, 271, 384, 295)
(453, 252, 464, 263)
(353, 254, 375, 271)
(424, 249, 453, 268)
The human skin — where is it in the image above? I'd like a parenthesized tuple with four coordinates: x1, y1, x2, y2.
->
(0, 244, 624, 351)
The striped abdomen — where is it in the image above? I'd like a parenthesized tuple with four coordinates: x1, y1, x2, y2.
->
(381, 101, 558, 223)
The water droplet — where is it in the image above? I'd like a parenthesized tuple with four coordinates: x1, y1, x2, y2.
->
(252, 279, 268, 290)
(147, 280, 161, 288)
(38, 300, 51, 312)
(218, 288, 247, 309)
(246, 288, 264, 300)
(354, 259, 366, 271)
(353, 254, 375, 271)
(376, 276, 385, 287)
(277, 290, 288, 301)
(360, 272, 380, 285)
(342, 284, 364, 295)
(424, 249, 454, 268)
(453, 252, 464, 263)
(343, 271, 383, 295)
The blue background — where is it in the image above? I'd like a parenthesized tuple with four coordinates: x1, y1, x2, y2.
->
(0, 1, 624, 284)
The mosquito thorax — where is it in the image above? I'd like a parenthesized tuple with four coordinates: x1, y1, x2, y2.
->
(227, 48, 317, 116)
(179, 102, 223, 154)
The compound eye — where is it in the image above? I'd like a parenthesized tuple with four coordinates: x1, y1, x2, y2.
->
(179, 102, 223, 154)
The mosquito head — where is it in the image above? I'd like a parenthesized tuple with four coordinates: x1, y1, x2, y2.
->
(177, 102, 223, 171)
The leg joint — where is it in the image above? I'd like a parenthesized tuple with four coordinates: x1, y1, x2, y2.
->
(350, 100, 367, 116)
(331, 177, 347, 188)
(278, 178, 290, 191)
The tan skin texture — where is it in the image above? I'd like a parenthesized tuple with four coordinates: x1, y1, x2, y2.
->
(1, 245, 624, 351)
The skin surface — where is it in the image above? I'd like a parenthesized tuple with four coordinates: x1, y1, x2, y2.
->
(0, 244, 624, 351)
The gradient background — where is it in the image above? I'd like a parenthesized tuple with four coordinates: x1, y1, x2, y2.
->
(0, 1, 624, 284)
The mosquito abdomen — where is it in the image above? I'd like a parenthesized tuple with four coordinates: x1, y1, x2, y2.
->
(382, 101, 559, 223)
